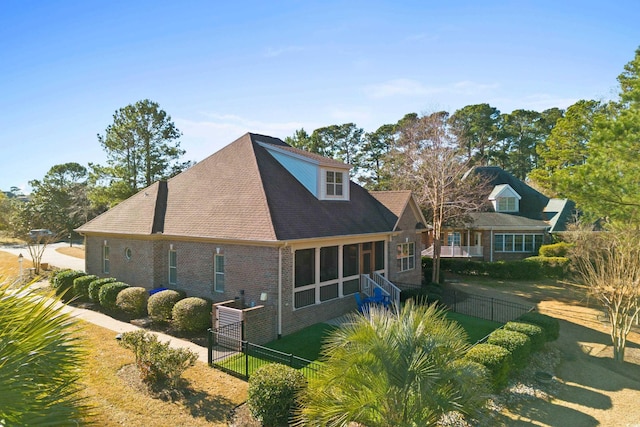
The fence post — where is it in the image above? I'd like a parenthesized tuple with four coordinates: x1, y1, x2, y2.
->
(244, 341, 249, 379)
(491, 298, 495, 322)
(453, 291, 457, 312)
(207, 328, 213, 365)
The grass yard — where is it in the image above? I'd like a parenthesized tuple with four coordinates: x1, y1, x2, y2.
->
(445, 311, 503, 343)
(76, 321, 247, 426)
(265, 322, 337, 360)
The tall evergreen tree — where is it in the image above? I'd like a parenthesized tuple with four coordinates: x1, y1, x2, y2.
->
(91, 99, 187, 206)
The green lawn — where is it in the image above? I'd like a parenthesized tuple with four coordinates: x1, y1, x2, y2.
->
(264, 322, 337, 361)
(446, 311, 503, 343)
(214, 312, 502, 379)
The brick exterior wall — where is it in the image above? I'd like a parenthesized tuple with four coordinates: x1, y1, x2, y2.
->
(244, 305, 277, 345)
(387, 207, 425, 289)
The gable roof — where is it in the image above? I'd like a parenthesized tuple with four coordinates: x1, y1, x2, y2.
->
(488, 184, 521, 201)
(472, 166, 550, 220)
(467, 212, 550, 230)
(77, 133, 399, 242)
(370, 191, 428, 231)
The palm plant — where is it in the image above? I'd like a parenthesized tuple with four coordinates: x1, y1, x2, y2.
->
(298, 300, 489, 426)
(0, 281, 89, 425)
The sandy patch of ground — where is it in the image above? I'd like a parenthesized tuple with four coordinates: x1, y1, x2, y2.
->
(448, 278, 640, 427)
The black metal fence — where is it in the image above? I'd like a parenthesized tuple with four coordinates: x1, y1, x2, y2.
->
(208, 322, 321, 380)
(441, 288, 533, 324)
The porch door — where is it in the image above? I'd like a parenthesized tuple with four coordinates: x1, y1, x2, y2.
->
(360, 242, 374, 276)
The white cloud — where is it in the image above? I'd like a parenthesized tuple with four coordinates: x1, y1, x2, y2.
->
(364, 78, 499, 99)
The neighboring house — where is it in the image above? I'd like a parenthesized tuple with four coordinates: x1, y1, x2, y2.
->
(76, 133, 427, 342)
(424, 166, 575, 262)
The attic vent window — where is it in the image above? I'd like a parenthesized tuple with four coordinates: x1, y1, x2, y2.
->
(497, 197, 517, 212)
(326, 171, 343, 196)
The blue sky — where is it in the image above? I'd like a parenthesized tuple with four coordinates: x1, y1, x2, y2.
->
(1, 1, 638, 193)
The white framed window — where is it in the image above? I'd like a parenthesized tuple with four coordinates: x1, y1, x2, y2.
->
(494, 233, 544, 253)
(320, 169, 349, 200)
(447, 232, 461, 246)
(326, 171, 343, 196)
(168, 249, 177, 285)
(214, 254, 225, 292)
(396, 242, 415, 272)
(103, 245, 110, 274)
(496, 197, 518, 212)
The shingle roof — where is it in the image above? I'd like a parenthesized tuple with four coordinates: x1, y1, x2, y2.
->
(468, 212, 550, 229)
(472, 166, 550, 220)
(77, 133, 399, 242)
(369, 191, 412, 219)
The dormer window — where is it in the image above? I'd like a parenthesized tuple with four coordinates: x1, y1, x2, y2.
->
(497, 197, 517, 212)
(489, 184, 521, 213)
(321, 169, 349, 200)
(326, 171, 343, 196)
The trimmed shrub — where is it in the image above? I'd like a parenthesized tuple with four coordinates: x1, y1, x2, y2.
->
(88, 277, 118, 302)
(487, 329, 531, 370)
(49, 268, 71, 287)
(539, 242, 573, 258)
(148, 289, 184, 322)
(504, 321, 545, 352)
(248, 363, 307, 427)
(73, 275, 98, 299)
(98, 282, 130, 311)
(53, 270, 86, 299)
(523, 256, 570, 279)
(465, 343, 512, 392)
(441, 257, 568, 280)
(518, 311, 560, 342)
(172, 297, 212, 332)
(116, 287, 149, 317)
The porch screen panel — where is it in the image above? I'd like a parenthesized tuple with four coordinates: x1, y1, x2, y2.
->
(343, 278, 359, 295)
(295, 248, 315, 287)
(375, 241, 385, 270)
(320, 246, 338, 282)
(343, 244, 359, 277)
(494, 234, 504, 252)
(294, 288, 315, 309)
(320, 283, 338, 301)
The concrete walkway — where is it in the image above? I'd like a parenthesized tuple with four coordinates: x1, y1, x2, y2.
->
(1, 244, 211, 364)
(1, 242, 85, 271)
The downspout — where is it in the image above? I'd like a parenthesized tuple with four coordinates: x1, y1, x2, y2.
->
(278, 244, 284, 339)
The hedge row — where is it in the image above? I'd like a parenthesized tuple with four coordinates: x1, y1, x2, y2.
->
(47, 270, 212, 332)
(464, 311, 560, 391)
(438, 257, 569, 280)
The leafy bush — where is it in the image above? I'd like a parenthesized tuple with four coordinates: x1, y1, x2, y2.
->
(172, 297, 211, 332)
(465, 343, 512, 392)
(248, 363, 307, 427)
(440, 257, 568, 280)
(504, 321, 545, 352)
(118, 330, 198, 388)
(539, 242, 573, 257)
(523, 256, 570, 279)
(53, 270, 86, 299)
(88, 277, 117, 302)
(98, 282, 130, 311)
(148, 289, 184, 322)
(72, 275, 98, 299)
(487, 329, 531, 370)
(422, 257, 446, 284)
(448, 359, 491, 413)
(116, 287, 149, 317)
(49, 268, 71, 287)
(518, 312, 560, 342)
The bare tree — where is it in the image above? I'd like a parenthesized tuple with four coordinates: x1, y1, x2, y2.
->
(567, 223, 640, 362)
(387, 112, 489, 283)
